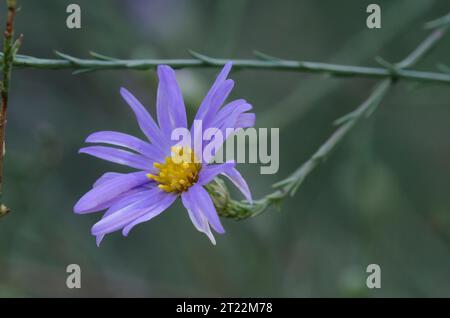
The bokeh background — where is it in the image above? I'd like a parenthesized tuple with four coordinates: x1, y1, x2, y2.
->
(0, 0, 450, 297)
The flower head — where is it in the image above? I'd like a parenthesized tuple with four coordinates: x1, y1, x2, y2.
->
(74, 63, 255, 245)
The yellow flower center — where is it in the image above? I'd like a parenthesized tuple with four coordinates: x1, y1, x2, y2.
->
(147, 146, 201, 193)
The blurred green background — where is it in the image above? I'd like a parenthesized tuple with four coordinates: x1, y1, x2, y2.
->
(0, 0, 450, 297)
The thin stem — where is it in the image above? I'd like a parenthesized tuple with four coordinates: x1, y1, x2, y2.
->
(395, 26, 447, 69)
(2, 49, 450, 85)
(277, 79, 392, 194)
(0, 0, 19, 216)
(212, 79, 393, 220)
(425, 12, 450, 29)
(213, 24, 448, 220)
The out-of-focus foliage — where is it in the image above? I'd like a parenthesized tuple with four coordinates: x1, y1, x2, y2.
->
(0, 0, 450, 297)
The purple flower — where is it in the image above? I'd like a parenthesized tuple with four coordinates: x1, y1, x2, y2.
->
(74, 62, 255, 246)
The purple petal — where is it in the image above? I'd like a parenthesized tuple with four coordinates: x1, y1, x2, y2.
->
(103, 184, 158, 215)
(79, 146, 151, 170)
(74, 171, 149, 214)
(102, 187, 159, 218)
(209, 99, 253, 135)
(200, 127, 223, 164)
(93, 189, 159, 234)
(182, 184, 225, 238)
(221, 167, 252, 203)
(93, 172, 124, 187)
(194, 62, 232, 123)
(81, 185, 150, 215)
(156, 65, 188, 139)
(198, 162, 235, 185)
(201, 100, 254, 159)
(181, 191, 216, 245)
(209, 99, 252, 128)
(120, 87, 168, 151)
(202, 79, 234, 125)
(189, 185, 225, 235)
(91, 188, 175, 236)
(235, 113, 255, 128)
(96, 235, 104, 246)
(122, 193, 177, 236)
(86, 131, 165, 161)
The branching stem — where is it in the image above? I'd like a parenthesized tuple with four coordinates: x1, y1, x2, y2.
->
(2, 49, 450, 85)
(0, 0, 20, 216)
(212, 24, 448, 220)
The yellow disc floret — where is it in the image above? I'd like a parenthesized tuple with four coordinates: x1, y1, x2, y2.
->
(147, 146, 201, 193)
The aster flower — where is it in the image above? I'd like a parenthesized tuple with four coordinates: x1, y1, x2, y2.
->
(74, 62, 255, 245)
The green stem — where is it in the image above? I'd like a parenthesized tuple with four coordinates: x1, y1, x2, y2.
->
(212, 79, 393, 219)
(1, 48, 450, 84)
(212, 25, 448, 220)
(0, 0, 19, 216)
